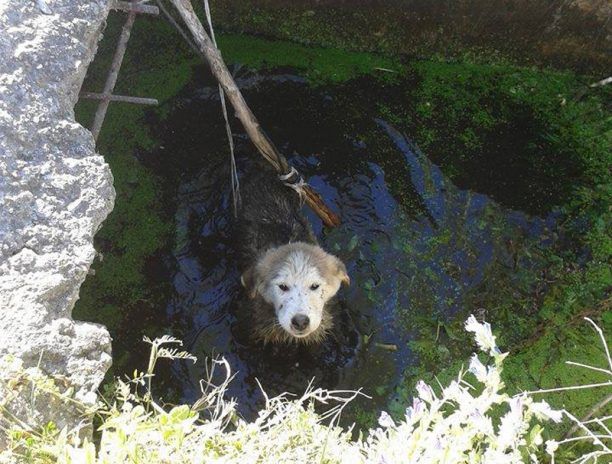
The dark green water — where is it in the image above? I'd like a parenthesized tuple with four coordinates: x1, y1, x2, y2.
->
(134, 70, 560, 422)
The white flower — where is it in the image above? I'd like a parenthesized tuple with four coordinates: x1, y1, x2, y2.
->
(468, 355, 504, 393)
(442, 380, 463, 400)
(415, 380, 436, 403)
(497, 396, 526, 450)
(531, 401, 563, 423)
(442, 380, 473, 407)
(468, 354, 487, 380)
(469, 410, 494, 436)
(465, 315, 501, 356)
(378, 411, 395, 428)
(545, 439, 559, 455)
(405, 397, 426, 423)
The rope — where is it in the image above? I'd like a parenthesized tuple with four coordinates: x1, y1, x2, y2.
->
(279, 166, 306, 202)
(203, 0, 241, 216)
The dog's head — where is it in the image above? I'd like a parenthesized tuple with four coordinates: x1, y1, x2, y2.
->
(241, 242, 350, 340)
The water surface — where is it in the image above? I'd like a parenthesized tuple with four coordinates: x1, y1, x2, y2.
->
(144, 71, 558, 421)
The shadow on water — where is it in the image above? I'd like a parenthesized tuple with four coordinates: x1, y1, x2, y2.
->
(143, 70, 558, 424)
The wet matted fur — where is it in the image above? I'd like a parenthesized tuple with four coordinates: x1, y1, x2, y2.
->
(236, 167, 348, 344)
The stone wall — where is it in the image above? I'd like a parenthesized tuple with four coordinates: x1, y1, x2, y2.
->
(0, 0, 114, 432)
(213, 0, 611, 73)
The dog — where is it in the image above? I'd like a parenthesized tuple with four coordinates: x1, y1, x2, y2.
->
(236, 166, 349, 345)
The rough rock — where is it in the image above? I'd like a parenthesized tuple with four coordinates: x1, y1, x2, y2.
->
(0, 0, 113, 432)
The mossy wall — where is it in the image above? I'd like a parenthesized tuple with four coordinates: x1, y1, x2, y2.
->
(211, 0, 611, 74)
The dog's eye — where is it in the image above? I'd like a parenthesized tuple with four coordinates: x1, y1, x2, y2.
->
(278, 284, 289, 292)
(310, 284, 320, 290)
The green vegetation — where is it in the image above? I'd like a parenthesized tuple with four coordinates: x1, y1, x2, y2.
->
(378, 60, 611, 439)
(217, 33, 400, 83)
(378, 60, 610, 214)
(4, 321, 610, 463)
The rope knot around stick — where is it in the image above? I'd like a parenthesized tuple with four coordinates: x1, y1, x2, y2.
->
(167, 0, 339, 227)
(279, 166, 307, 202)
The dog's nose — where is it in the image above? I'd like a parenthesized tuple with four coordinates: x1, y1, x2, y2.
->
(291, 314, 310, 332)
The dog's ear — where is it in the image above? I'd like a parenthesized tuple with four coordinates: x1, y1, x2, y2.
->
(337, 260, 350, 287)
(332, 256, 350, 287)
(240, 266, 259, 298)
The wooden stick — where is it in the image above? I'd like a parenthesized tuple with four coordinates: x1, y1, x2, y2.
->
(167, 0, 340, 227)
(80, 92, 159, 105)
(113, 1, 159, 15)
(91, 6, 137, 141)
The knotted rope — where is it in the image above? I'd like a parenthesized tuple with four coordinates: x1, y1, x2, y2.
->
(278, 166, 307, 203)
(166, 0, 341, 226)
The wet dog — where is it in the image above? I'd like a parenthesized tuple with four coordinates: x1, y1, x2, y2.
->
(236, 167, 349, 344)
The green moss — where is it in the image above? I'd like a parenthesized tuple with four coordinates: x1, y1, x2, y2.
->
(504, 320, 611, 416)
(377, 60, 612, 215)
(74, 110, 172, 334)
(383, 60, 611, 443)
(73, 13, 198, 369)
(217, 33, 401, 83)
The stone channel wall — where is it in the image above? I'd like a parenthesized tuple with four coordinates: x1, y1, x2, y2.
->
(0, 0, 113, 432)
(214, 0, 611, 73)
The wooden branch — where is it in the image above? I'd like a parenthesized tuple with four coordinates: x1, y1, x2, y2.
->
(80, 92, 158, 105)
(167, 0, 340, 227)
